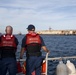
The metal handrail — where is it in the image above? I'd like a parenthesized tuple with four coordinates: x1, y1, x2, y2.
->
(17, 53, 76, 75)
(45, 53, 48, 75)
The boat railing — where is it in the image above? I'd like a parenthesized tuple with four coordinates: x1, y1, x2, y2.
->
(17, 53, 76, 75)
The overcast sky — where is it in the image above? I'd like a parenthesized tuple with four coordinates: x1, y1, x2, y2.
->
(0, 0, 76, 34)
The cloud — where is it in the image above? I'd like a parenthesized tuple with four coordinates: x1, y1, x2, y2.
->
(0, 0, 76, 33)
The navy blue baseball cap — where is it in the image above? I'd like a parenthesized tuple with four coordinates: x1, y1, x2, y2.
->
(27, 24, 35, 31)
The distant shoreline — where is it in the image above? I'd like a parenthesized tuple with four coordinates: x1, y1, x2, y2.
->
(37, 30, 76, 35)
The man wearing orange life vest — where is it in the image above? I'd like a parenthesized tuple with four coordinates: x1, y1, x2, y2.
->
(20, 24, 50, 75)
(0, 26, 18, 75)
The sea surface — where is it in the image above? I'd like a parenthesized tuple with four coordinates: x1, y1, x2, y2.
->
(15, 34, 76, 75)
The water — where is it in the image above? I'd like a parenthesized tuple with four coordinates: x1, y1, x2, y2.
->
(16, 35, 76, 75)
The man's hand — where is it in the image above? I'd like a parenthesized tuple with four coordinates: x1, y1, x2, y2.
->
(20, 56, 22, 59)
(47, 50, 50, 54)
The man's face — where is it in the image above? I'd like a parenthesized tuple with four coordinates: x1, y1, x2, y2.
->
(6, 26, 13, 34)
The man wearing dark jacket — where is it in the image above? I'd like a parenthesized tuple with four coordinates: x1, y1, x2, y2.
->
(0, 26, 18, 75)
(20, 24, 50, 75)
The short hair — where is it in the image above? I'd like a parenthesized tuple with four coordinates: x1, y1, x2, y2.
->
(6, 25, 13, 31)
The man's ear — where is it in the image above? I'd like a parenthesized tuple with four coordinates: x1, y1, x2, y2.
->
(5, 27, 7, 32)
(5, 29, 6, 32)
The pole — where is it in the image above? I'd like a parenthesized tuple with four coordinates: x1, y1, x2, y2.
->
(45, 53, 49, 75)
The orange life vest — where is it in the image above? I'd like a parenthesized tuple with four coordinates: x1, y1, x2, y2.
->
(42, 60, 46, 74)
(26, 33, 41, 45)
(0, 34, 17, 48)
(25, 32, 42, 56)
